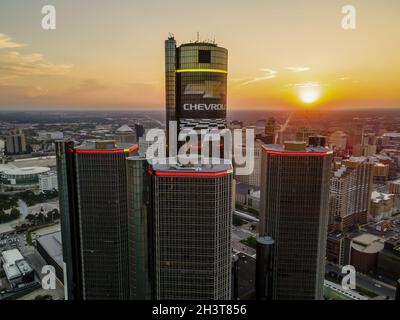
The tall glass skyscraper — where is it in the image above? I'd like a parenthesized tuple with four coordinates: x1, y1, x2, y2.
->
(165, 36, 228, 151)
(149, 161, 233, 300)
(260, 141, 333, 300)
(56, 140, 138, 300)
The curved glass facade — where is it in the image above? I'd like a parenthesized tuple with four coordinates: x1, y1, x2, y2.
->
(165, 39, 228, 127)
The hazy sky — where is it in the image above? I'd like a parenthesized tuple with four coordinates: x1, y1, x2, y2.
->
(0, 0, 399, 111)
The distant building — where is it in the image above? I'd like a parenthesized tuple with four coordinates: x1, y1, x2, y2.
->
(0, 139, 5, 156)
(0, 166, 50, 190)
(134, 123, 145, 139)
(5, 128, 26, 155)
(38, 131, 64, 141)
(350, 233, 385, 274)
(260, 141, 333, 300)
(388, 180, 400, 194)
(329, 131, 347, 150)
(39, 171, 58, 192)
(370, 191, 397, 221)
(329, 158, 374, 231)
(296, 127, 316, 143)
(235, 183, 260, 211)
(235, 139, 262, 187)
(373, 163, 390, 184)
(114, 125, 137, 144)
(0, 249, 34, 288)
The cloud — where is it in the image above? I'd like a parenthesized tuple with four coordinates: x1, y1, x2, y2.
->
(239, 68, 278, 86)
(0, 33, 25, 49)
(0, 51, 73, 77)
(285, 82, 321, 88)
(286, 67, 310, 73)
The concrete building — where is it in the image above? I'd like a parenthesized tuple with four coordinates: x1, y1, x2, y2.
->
(114, 125, 137, 144)
(38, 171, 58, 192)
(370, 191, 397, 221)
(329, 131, 347, 150)
(235, 139, 262, 187)
(38, 131, 64, 141)
(329, 158, 374, 231)
(56, 140, 138, 300)
(350, 233, 385, 274)
(1, 249, 34, 288)
(388, 180, 400, 194)
(5, 128, 26, 155)
(36, 231, 64, 283)
(260, 141, 333, 300)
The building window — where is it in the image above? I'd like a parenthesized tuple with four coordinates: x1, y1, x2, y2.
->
(198, 50, 211, 63)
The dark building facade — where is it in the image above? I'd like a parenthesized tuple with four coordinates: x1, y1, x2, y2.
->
(256, 236, 275, 300)
(126, 156, 153, 299)
(260, 142, 333, 300)
(150, 162, 233, 300)
(56, 140, 138, 300)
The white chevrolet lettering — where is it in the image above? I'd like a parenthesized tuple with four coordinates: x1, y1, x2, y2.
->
(183, 104, 225, 111)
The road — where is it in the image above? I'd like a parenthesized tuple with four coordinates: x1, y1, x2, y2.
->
(234, 210, 259, 223)
(325, 264, 396, 299)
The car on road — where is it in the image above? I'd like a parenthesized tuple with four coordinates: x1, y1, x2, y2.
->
(374, 283, 382, 288)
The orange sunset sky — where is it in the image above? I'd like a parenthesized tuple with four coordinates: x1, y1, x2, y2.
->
(0, 0, 399, 111)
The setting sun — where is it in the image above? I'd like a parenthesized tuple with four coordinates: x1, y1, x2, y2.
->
(298, 84, 321, 105)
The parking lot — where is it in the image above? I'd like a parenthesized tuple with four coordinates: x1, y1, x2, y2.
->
(0, 232, 30, 255)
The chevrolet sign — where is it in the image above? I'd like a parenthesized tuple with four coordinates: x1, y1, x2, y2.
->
(183, 104, 225, 111)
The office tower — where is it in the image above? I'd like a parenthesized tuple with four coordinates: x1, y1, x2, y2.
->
(329, 131, 348, 151)
(329, 158, 374, 232)
(56, 140, 138, 300)
(134, 123, 145, 139)
(235, 138, 263, 187)
(114, 125, 137, 144)
(150, 161, 233, 300)
(5, 128, 26, 155)
(308, 135, 327, 147)
(256, 236, 275, 300)
(126, 156, 153, 300)
(296, 127, 316, 143)
(165, 36, 228, 153)
(260, 141, 333, 300)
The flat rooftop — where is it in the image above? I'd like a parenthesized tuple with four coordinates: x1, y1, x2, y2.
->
(36, 231, 63, 267)
(75, 140, 136, 151)
(351, 233, 385, 254)
(151, 158, 232, 174)
(1, 249, 32, 280)
(263, 142, 332, 155)
(0, 166, 50, 176)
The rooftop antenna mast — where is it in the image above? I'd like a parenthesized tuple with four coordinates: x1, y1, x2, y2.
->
(197, 32, 200, 43)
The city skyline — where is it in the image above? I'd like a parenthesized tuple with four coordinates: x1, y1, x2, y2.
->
(1, 0, 400, 111)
